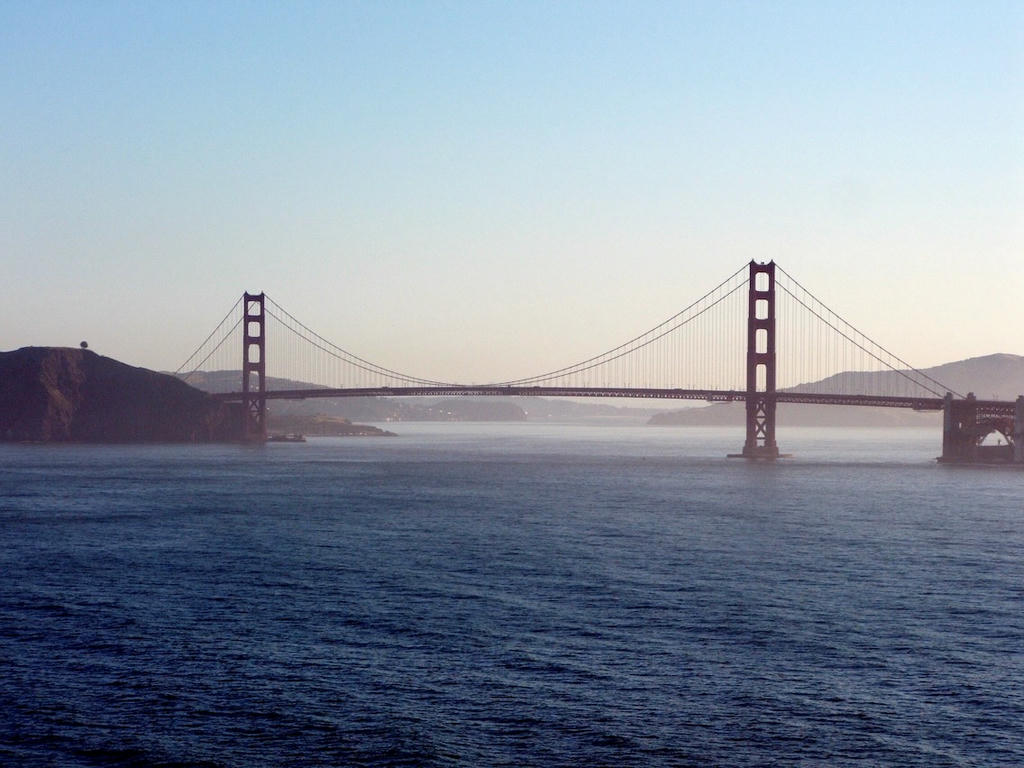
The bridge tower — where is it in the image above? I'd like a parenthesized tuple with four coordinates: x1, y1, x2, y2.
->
(740, 261, 780, 458)
(242, 292, 267, 442)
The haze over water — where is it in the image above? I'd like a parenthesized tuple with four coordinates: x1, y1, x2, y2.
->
(2, 424, 1021, 766)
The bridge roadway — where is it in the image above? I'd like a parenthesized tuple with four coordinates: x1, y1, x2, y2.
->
(211, 386, 1015, 415)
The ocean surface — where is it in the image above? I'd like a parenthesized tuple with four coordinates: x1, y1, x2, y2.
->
(1, 424, 1022, 767)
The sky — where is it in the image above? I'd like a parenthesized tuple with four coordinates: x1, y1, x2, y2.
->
(2, 1, 1021, 382)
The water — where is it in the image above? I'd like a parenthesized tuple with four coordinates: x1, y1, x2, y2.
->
(1, 424, 1022, 767)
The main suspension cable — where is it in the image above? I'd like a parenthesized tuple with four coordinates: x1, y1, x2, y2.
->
(175, 297, 243, 378)
(494, 264, 748, 386)
(776, 266, 961, 398)
(264, 296, 455, 386)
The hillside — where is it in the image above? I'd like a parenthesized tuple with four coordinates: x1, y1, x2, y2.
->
(1, 347, 239, 442)
(783, 353, 1024, 400)
(650, 353, 1024, 427)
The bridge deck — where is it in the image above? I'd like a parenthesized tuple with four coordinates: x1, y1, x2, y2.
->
(205, 386, 1018, 413)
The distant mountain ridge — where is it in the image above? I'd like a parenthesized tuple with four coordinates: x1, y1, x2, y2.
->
(178, 371, 661, 423)
(178, 371, 527, 422)
(650, 353, 1024, 427)
(784, 353, 1024, 401)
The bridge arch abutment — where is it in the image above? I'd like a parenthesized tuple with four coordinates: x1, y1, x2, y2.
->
(941, 392, 1023, 465)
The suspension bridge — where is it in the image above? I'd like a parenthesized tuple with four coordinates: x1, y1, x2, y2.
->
(177, 262, 1023, 463)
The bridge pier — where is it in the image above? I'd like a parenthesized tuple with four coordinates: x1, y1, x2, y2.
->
(941, 392, 976, 463)
(937, 391, 978, 462)
(1015, 396, 1024, 464)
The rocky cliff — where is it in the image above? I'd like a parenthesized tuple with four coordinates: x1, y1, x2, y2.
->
(0, 347, 239, 442)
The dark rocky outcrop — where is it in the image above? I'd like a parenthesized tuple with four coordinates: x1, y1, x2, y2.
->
(0, 347, 239, 442)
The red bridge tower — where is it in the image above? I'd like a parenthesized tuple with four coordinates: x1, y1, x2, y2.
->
(242, 292, 267, 442)
(739, 261, 780, 459)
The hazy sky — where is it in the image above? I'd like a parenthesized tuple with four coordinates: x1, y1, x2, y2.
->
(2, 1, 1021, 382)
